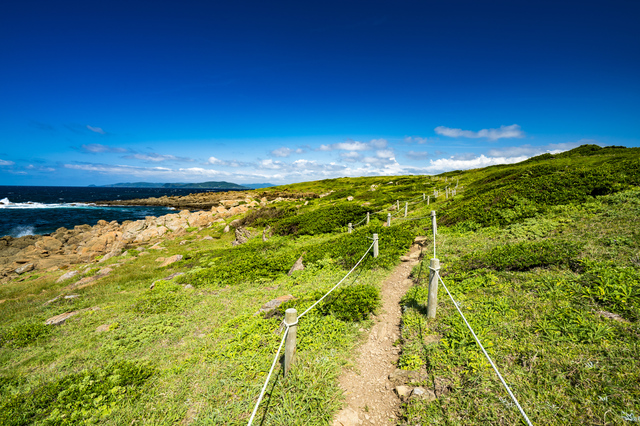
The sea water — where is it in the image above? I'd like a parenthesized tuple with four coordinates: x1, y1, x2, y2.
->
(0, 186, 221, 238)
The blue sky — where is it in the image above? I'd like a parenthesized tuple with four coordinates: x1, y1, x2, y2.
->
(1, 0, 638, 186)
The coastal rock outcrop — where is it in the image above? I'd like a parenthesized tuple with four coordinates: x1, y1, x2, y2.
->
(0, 197, 259, 282)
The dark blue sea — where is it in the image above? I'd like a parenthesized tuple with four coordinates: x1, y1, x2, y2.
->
(0, 186, 222, 238)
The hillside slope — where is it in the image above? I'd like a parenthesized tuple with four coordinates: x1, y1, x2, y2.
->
(0, 144, 638, 425)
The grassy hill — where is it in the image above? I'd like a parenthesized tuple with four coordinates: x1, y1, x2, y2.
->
(1, 144, 638, 425)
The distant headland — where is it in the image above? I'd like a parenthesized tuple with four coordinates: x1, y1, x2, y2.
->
(89, 181, 275, 190)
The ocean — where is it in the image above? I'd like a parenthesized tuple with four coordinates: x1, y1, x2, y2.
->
(0, 186, 223, 238)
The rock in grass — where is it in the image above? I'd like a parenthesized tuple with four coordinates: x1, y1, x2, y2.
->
(15, 263, 34, 274)
(411, 386, 436, 402)
(45, 311, 79, 325)
(231, 227, 251, 246)
(287, 255, 305, 276)
(395, 385, 412, 399)
(160, 254, 183, 267)
(258, 294, 295, 315)
(56, 270, 79, 283)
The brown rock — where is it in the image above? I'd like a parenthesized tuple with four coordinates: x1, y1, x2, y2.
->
(15, 263, 34, 274)
(410, 387, 436, 402)
(287, 254, 305, 276)
(56, 270, 80, 283)
(35, 236, 63, 252)
(188, 211, 213, 228)
(258, 294, 295, 314)
(160, 254, 183, 267)
(395, 385, 412, 399)
(231, 227, 251, 246)
(45, 311, 79, 325)
(95, 324, 110, 332)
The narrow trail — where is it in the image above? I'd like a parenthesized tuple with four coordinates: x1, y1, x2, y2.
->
(333, 241, 424, 426)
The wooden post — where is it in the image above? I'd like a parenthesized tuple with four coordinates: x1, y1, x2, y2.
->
(396, 200, 400, 210)
(431, 210, 437, 235)
(366, 212, 370, 224)
(427, 195, 430, 206)
(423, 193, 425, 201)
(404, 202, 408, 217)
(373, 233, 379, 258)
(387, 213, 391, 227)
(348, 223, 353, 233)
(284, 308, 297, 375)
(427, 258, 440, 319)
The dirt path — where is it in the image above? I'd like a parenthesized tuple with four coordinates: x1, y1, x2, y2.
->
(333, 242, 423, 426)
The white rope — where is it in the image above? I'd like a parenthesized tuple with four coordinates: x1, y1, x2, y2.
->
(435, 271, 534, 426)
(246, 321, 292, 426)
(297, 240, 374, 320)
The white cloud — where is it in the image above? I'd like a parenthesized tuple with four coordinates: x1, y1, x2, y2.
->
(340, 151, 361, 162)
(124, 153, 192, 162)
(435, 124, 525, 141)
(0, 159, 15, 166)
(425, 154, 529, 172)
(486, 140, 601, 157)
(207, 156, 246, 167)
(320, 138, 388, 152)
(259, 159, 283, 169)
(406, 150, 429, 159)
(404, 136, 432, 144)
(376, 149, 394, 159)
(80, 143, 127, 153)
(86, 125, 106, 135)
(271, 147, 293, 157)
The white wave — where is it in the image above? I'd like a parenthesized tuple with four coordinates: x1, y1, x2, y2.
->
(13, 225, 36, 237)
(0, 198, 96, 209)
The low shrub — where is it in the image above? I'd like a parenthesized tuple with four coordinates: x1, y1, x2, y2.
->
(238, 206, 296, 227)
(131, 281, 192, 314)
(463, 239, 581, 271)
(0, 361, 155, 426)
(316, 284, 380, 322)
(272, 203, 370, 236)
(577, 261, 640, 321)
(0, 322, 51, 348)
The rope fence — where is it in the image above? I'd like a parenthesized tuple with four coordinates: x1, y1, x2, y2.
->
(418, 208, 532, 425)
(247, 182, 471, 424)
(246, 239, 377, 426)
(435, 271, 533, 426)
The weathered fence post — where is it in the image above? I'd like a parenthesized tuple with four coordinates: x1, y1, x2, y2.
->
(427, 195, 430, 206)
(427, 258, 440, 318)
(284, 308, 297, 375)
(431, 210, 437, 235)
(373, 233, 379, 258)
(396, 200, 400, 210)
(423, 193, 425, 201)
(404, 202, 408, 217)
(387, 213, 391, 227)
(366, 212, 370, 224)
(348, 223, 353, 233)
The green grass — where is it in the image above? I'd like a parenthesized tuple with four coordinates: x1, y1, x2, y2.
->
(398, 188, 640, 425)
(0, 144, 638, 425)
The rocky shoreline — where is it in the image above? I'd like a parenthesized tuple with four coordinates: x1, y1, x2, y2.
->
(95, 189, 316, 210)
(0, 189, 317, 284)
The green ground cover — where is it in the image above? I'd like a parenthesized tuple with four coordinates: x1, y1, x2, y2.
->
(398, 187, 640, 425)
(0, 144, 638, 425)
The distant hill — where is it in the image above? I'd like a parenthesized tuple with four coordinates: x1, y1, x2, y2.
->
(241, 183, 276, 189)
(97, 181, 250, 190)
